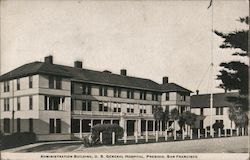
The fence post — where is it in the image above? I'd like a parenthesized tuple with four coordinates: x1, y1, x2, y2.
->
(135, 131, 138, 143)
(190, 129, 193, 139)
(165, 130, 168, 141)
(242, 127, 244, 136)
(156, 130, 158, 142)
(205, 128, 207, 138)
(218, 129, 221, 137)
(230, 128, 233, 136)
(112, 132, 115, 145)
(100, 132, 103, 143)
(174, 130, 177, 141)
(124, 131, 127, 144)
(198, 129, 200, 139)
(182, 128, 185, 140)
(224, 129, 227, 137)
(146, 130, 148, 142)
(237, 128, 239, 136)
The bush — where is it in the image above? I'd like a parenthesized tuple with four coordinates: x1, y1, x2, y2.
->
(1, 132, 36, 149)
(92, 124, 123, 145)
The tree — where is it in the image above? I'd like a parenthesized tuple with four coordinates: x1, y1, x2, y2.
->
(170, 108, 179, 132)
(178, 111, 197, 136)
(153, 106, 164, 131)
(215, 16, 249, 128)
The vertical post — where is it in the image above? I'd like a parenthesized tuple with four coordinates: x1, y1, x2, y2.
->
(111, 119, 113, 124)
(174, 129, 177, 141)
(224, 129, 227, 137)
(218, 128, 221, 137)
(230, 128, 233, 136)
(112, 132, 115, 145)
(153, 120, 155, 136)
(182, 128, 185, 140)
(242, 127, 244, 136)
(90, 119, 93, 128)
(138, 119, 141, 137)
(160, 121, 162, 135)
(79, 119, 82, 139)
(145, 120, 148, 142)
(205, 128, 207, 138)
(198, 128, 200, 139)
(165, 130, 168, 141)
(101, 119, 104, 124)
(190, 129, 193, 139)
(156, 130, 158, 142)
(237, 127, 239, 136)
(100, 132, 103, 143)
(135, 120, 138, 143)
(124, 120, 127, 144)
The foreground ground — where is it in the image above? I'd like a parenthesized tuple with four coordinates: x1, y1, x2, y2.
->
(3, 136, 249, 153)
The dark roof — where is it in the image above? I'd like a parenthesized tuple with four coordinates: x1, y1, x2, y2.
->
(191, 92, 239, 108)
(0, 61, 192, 93)
(161, 83, 192, 93)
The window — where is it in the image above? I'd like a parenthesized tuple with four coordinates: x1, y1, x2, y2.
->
(127, 104, 134, 113)
(17, 97, 21, 111)
(82, 100, 92, 111)
(216, 107, 223, 115)
(113, 87, 121, 97)
(152, 93, 159, 101)
(44, 96, 64, 111)
(99, 102, 108, 112)
(17, 118, 21, 132)
(48, 76, 62, 89)
(99, 86, 108, 96)
(4, 98, 10, 111)
(56, 119, 61, 133)
(17, 79, 20, 90)
(29, 96, 33, 110)
(49, 119, 55, 133)
(140, 105, 146, 114)
(140, 91, 146, 100)
(152, 105, 157, 114)
(82, 83, 91, 95)
(29, 76, 33, 88)
(29, 118, 33, 132)
(4, 81, 10, 92)
(127, 90, 134, 99)
(166, 93, 170, 101)
(180, 93, 186, 101)
(4, 118, 10, 133)
(113, 103, 121, 113)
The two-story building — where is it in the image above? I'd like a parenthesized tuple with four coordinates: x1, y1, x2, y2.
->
(0, 56, 192, 141)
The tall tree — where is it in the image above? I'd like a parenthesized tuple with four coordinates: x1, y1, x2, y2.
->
(215, 16, 249, 128)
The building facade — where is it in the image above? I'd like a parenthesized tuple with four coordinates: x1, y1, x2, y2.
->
(0, 56, 192, 141)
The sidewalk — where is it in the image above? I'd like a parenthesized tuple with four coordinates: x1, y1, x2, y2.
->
(1, 140, 82, 153)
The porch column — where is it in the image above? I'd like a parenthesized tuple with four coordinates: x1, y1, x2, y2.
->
(134, 120, 138, 143)
(59, 98, 63, 110)
(101, 119, 104, 124)
(111, 119, 113, 124)
(79, 119, 82, 139)
(198, 128, 200, 139)
(124, 120, 127, 144)
(205, 128, 207, 138)
(145, 120, 148, 142)
(190, 129, 193, 139)
(90, 119, 93, 132)
(138, 119, 141, 136)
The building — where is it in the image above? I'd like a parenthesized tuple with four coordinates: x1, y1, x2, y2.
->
(191, 92, 240, 132)
(0, 56, 192, 141)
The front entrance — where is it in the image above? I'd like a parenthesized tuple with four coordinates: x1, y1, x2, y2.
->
(127, 120, 135, 136)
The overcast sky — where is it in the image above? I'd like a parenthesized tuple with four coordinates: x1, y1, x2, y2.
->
(0, 0, 248, 94)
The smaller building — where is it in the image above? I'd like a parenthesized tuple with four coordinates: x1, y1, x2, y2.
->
(191, 92, 239, 131)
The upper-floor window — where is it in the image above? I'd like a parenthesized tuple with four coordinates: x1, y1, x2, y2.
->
(29, 96, 33, 110)
(44, 96, 64, 111)
(113, 87, 121, 98)
(4, 98, 10, 111)
(127, 104, 134, 113)
(82, 83, 91, 95)
(127, 89, 134, 99)
(180, 106, 185, 114)
(139, 105, 146, 114)
(216, 107, 223, 115)
(152, 93, 159, 101)
(48, 76, 62, 89)
(99, 86, 108, 96)
(99, 102, 108, 112)
(113, 103, 121, 113)
(152, 105, 157, 114)
(140, 91, 147, 100)
(180, 93, 186, 101)
(17, 97, 21, 111)
(165, 93, 170, 101)
(4, 81, 10, 92)
(82, 100, 92, 111)
(29, 76, 33, 88)
(17, 79, 20, 90)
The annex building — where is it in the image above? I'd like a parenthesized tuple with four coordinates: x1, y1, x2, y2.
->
(0, 56, 192, 141)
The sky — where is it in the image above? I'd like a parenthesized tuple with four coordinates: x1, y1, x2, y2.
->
(0, 0, 249, 94)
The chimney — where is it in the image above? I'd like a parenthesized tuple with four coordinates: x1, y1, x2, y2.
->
(74, 61, 82, 68)
(44, 55, 53, 64)
(196, 90, 199, 95)
(120, 69, 127, 76)
(162, 76, 168, 84)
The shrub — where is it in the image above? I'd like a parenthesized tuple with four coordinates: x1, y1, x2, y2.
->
(1, 132, 36, 149)
(92, 124, 123, 145)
